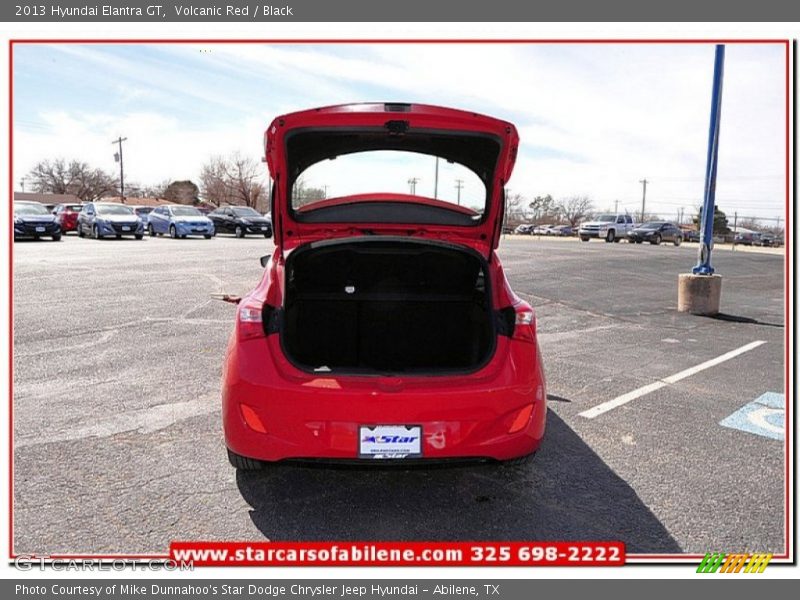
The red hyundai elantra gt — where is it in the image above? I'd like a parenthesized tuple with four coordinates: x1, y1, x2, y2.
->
(222, 103, 546, 468)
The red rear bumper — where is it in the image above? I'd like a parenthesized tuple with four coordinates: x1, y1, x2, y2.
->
(59, 215, 78, 231)
(222, 334, 546, 463)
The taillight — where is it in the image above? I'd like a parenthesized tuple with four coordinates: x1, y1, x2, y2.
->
(237, 300, 265, 341)
(511, 301, 536, 343)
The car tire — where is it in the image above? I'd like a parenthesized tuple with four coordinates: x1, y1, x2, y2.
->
(148, 224, 156, 237)
(674, 237, 682, 246)
(263, 233, 270, 238)
(502, 452, 537, 467)
(636, 240, 643, 244)
(135, 234, 144, 240)
(580, 236, 590, 242)
(651, 234, 661, 245)
(116, 234, 122, 239)
(605, 230, 615, 243)
(93, 225, 102, 240)
(169, 225, 177, 239)
(204, 234, 212, 239)
(180, 235, 187, 239)
(235, 225, 245, 238)
(77, 225, 84, 238)
(227, 448, 264, 471)
(52, 234, 61, 242)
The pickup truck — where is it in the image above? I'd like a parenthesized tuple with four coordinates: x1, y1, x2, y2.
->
(579, 214, 635, 243)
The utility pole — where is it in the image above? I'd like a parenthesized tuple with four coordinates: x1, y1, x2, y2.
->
(112, 136, 128, 202)
(407, 177, 419, 195)
(732, 211, 738, 250)
(680, 206, 685, 224)
(614, 199, 619, 213)
(455, 179, 464, 205)
(639, 178, 648, 222)
(20, 178, 25, 192)
(433, 157, 439, 199)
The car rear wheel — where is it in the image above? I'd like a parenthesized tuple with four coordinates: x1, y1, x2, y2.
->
(605, 230, 615, 243)
(227, 448, 265, 471)
(651, 234, 661, 245)
(77, 225, 84, 238)
(93, 225, 102, 240)
(169, 225, 177, 239)
(148, 224, 156, 237)
(235, 225, 245, 238)
(674, 237, 682, 247)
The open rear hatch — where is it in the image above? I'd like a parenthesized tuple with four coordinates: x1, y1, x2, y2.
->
(264, 102, 519, 259)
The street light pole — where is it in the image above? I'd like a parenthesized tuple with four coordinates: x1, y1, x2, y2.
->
(433, 157, 439, 199)
(112, 136, 128, 202)
(639, 178, 648, 222)
(455, 179, 463, 205)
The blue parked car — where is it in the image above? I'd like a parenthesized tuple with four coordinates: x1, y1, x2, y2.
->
(147, 205, 215, 239)
(13, 201, 62, 241)
(76, 202, 144, 240)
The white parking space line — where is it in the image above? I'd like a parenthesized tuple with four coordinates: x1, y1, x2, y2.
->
(578, 340, 767, 419)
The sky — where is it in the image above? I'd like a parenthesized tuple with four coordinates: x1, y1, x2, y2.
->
(12, 42, 787, 223)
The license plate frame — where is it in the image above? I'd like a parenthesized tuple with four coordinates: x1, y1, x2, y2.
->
(358, 425, 422, 459)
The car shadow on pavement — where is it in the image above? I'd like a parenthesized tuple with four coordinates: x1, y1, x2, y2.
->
(236, 410, 681, 553)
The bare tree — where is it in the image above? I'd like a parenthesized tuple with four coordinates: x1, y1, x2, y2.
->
(200, 157, 230, 207)
(27, 158, 118, 202)
(292, 176, 327, 208)
(528, 194, 556, 223)
(200, 153, 267, 209)
(503, 192, 529, 227)
(141, 179, 171, 198)
(556, 195, 594, 228)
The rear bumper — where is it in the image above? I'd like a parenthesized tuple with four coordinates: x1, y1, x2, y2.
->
(60, 218, 78, 231)
(222, 334, 546, 463)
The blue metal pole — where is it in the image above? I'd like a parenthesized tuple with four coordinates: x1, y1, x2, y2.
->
(693, 45, 725, 275)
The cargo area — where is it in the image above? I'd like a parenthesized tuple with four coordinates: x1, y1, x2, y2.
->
(281, 239, 495, 374)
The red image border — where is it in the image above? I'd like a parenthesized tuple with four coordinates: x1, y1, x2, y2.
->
(7, 37, 792, 566)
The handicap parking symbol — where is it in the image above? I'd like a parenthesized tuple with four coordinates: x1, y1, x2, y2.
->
(719, 392, 785, 441)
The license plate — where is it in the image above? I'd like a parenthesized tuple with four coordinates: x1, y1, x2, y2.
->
(359, 425, 422, 459)
(35, 226, 45, 232)
(261, 226, 268, 231)
(122, 226, 130, 231)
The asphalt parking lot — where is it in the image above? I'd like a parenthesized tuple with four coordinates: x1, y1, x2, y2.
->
(12, 234, 786, 557)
